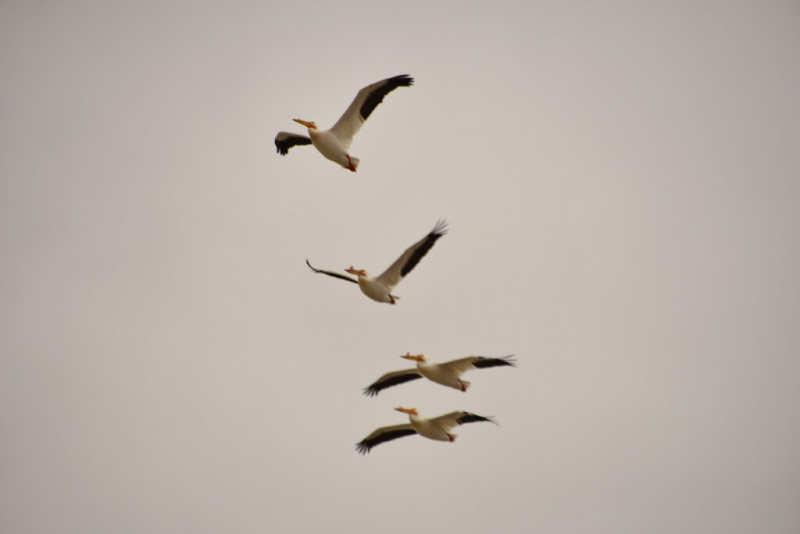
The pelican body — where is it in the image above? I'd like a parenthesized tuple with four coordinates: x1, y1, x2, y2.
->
(295, 119, 360, 171)
(356, 407, 496, 454)
(349, 270, 396, 304)
(402, 407, 458, 442)
(275, 74, 414, 171)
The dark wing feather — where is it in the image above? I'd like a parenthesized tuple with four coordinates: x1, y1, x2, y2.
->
(456, 412, 496, 425)
(400, 219, 448, 277)
(375, 220, 448, 288)
(356, 426, 418, 454)
(305, 259, 358, 285)
(359, 74, 414, 121)
(330, 74, 413, 151)
(363, 371, 423, 397)
(471, 355, 517, 369)
(275, 132, 312, 155)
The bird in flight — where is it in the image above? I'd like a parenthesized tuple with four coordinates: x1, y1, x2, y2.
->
(275, 74, 414, 172)
(306, 220, 447, 304)
(364, 353, 517, 396)
(356, 407, 496, 454)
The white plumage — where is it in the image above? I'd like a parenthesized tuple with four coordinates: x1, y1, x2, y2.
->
(275, 74, 414, 171)
(364, 353, 517, 396)
(306, 220, 447, 304)
(356, 407, 496, 454)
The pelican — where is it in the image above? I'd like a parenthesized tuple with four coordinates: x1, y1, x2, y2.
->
(356, 407, 496, 454)
(364, 353, 517, 396)
(305, 220, 447, 304)
(275, 74, 414, 171)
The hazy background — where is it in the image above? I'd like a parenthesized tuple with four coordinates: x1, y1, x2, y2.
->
(2, 1, 799, 532)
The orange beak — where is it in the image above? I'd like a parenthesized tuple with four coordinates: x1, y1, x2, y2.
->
(394, 407, 418, 416)
(345, 267, 365, 277)
(293, 119, 316, 129)
(401, 353, 425, 362)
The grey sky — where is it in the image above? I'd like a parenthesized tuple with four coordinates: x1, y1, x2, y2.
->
(2, 1, 799, 532)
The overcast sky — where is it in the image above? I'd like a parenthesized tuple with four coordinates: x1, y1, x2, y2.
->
(2, 1, 799, 533)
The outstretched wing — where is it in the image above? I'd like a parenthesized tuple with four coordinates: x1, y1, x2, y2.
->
(329, 74, 414, 150)
(442, 355, 517, 374)
(429, 411, 496, 432)
(275, 132, 312, 155)
(356, 423, 417, 454)
(363, 368, 423, 397)
(305, 259, 358, 285)
(376, 220, 448, 289)
(455, 412, 496, 425)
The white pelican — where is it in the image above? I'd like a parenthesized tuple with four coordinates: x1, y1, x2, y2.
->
(275, 74, 414, 172)
(356, 407, 496, 454)
(305, 220, 447, 305)
(364, 353, 517, 396)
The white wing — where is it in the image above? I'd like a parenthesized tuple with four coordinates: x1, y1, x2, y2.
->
(428, 411, 495, 432)
(329, 74, 413, 150)
(440, 355, 517, 375)
(439, 357, 485, 375)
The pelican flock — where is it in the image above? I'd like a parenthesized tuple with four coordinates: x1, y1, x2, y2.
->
(273, 74, 515, 455)
(306, 220, 448, 305)
(275, 74, 414, 171)
(364, 353, 517, 396)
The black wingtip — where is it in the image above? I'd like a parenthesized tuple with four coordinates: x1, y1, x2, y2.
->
(391, 74, 414, 87)
(471, 355, 517, 369)
(459, 412, 498, 426)
(304, 260, 359, 285)
(430, 219, 448, 237)
(358, 74, 415, 122)
(495, 355, 518, 367)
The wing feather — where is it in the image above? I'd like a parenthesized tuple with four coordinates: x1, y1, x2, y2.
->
(305, 259, 358, 285)
(329, 74, 414, 150)
(470, 355, 517, 369)
(442, 355, 517, 374)
(363, 369, 423, 397)
(356, 423, 417, 454)
(429, 411, 496, 431)
(275, 132, 312, 155)
(376, 220, 448, 288)
(456, 412, 496, 425)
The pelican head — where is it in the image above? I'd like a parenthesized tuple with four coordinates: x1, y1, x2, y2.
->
(345, 266, 367, 277)
(394, 407, 418, 416)
(401, 353, 426, 362)
(293, 119, 317, 130)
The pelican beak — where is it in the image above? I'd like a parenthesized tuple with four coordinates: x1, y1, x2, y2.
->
(293, 119, 316, 129)
(394, 407, 416, 415)
(401, 353, 424, 362)
(345, 267, 364, 276)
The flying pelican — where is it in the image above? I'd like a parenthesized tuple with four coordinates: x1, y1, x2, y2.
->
(356, 407, 496, 454)
(364, 353, 517, 396)
(275, 74, 414, 171)
(305, 220, 447, 304)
